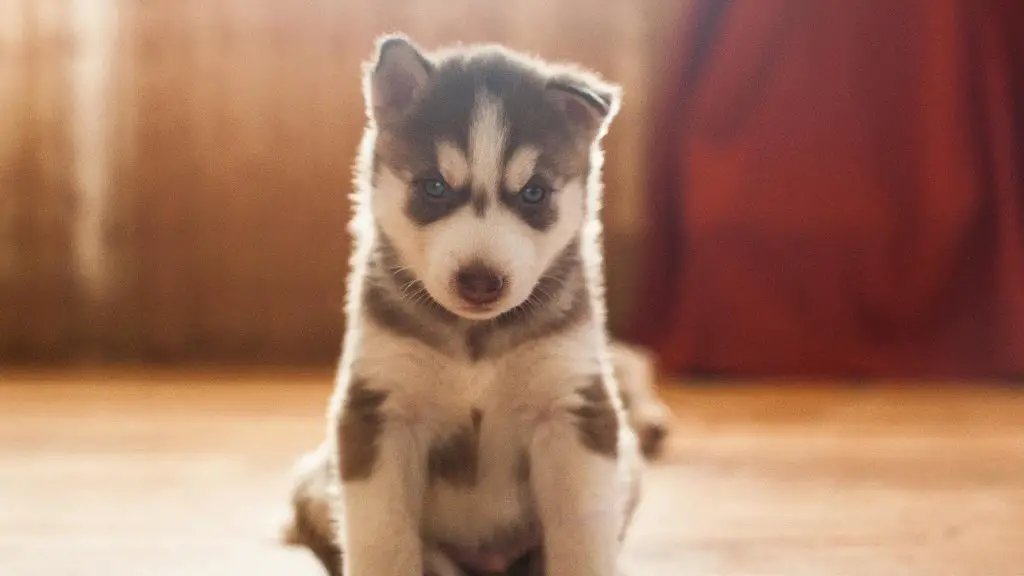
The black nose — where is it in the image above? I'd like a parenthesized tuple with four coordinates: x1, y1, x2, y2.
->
(455, 264, 505, 305)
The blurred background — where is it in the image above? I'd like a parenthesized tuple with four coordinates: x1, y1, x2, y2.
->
(1, 0, 683, 368)
(2, 0, 1022, 379)
(2, 2, 1024, 575)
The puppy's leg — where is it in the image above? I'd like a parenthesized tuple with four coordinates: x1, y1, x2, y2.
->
(283, 442, 343, 576)
(608, 341, 673, 458)
(337, 381, 426, 576)
(284, 443, 466, 576)
(529, 376, 631, 576)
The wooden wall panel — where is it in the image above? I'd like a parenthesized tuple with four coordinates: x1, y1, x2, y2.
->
(0, 0, 81, 363)
(2, 0, 690, 366)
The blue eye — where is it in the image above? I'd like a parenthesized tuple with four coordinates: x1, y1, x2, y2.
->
(419, 178, 449, 199)
(520, 183, 547, 204)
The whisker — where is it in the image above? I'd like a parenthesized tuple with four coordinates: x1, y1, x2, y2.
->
(410, 287, 429, 307)
(399, 280, 419, 298)
(538, 274, 568, 292)
(535, 285, 556, 301)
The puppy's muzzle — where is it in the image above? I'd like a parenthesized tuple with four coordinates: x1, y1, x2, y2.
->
(455, 263, 506, 306)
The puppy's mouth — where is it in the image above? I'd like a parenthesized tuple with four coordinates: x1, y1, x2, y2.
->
(454, 302, 504, 320)
(459, 302, 497, 313)
(440, 290, 528, 321)
(424, 284, 534, 322)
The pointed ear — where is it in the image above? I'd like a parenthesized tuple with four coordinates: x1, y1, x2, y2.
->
(545, 72, 622, 138)
(364, 34, 433, 125)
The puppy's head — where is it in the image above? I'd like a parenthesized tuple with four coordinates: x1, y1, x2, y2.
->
(363, 35, 620, 320)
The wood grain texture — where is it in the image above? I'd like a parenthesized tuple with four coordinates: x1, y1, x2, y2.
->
(0, 371, 1021, 575)
(0, 0, 80, 363)
(2, 0, 692, 364)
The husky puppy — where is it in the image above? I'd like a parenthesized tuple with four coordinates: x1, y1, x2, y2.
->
(286, 35, 652, 576)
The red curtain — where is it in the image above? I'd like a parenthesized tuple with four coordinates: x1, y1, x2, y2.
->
(634, 0, 1024, 379)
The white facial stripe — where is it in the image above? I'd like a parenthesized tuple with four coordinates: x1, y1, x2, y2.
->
(469, 91, 508, 196)
(436, 141, 469, 189)
(504, 145, 540, 193)
(372, 166, 423, 264)
(425, 207, 537, 314)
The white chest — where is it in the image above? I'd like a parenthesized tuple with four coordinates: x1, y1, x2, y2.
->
(347, 321, 601, 553)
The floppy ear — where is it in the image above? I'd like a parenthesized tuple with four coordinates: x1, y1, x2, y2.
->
(545, 72, 622, 138)
(364, 34, 434, 125)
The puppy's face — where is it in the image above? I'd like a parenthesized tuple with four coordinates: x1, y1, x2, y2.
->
(365, 36, 619, 320)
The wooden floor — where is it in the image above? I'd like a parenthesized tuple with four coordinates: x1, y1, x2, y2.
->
(1, 372, 1022, 576)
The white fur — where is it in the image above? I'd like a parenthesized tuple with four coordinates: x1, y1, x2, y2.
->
(504, 145, 541, 193)
(371, 100, 588, 323)
(530, 420, 622, 576)
(437, 140, 470, 189)
(333, 39, 638, 576)
(340, 400, 425, 576)
(346, 305, 634, 575)
(468, 91, 508, 197)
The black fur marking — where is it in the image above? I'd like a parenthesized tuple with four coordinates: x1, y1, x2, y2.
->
(406, 181, 472, 226)
(362, 232, 458, 349)
(548, 79, 611, 116)
(471, 193, 489, 217)
(374, 48, 597, 232)
(498, 177, 559, 231)
(363, 46, 607, 359)
(362, 232, 588, 361)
